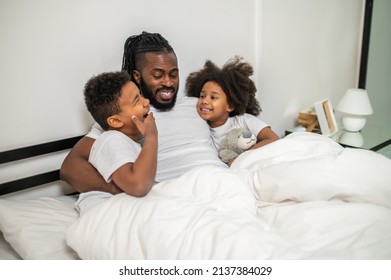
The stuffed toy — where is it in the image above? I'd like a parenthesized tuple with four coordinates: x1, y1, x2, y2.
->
(219, 128, 256, 163)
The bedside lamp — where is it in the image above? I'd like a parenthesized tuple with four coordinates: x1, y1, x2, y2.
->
(339, 131, 364, 147)
(336, 88, 373, 132)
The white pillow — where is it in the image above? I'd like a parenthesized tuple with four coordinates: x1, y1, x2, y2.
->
(0, 195, 79, 260)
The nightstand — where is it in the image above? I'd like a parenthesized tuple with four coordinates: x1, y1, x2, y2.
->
(285, 123, 391, 154)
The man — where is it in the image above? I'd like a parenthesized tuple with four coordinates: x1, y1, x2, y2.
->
(60, 32, 225, 194)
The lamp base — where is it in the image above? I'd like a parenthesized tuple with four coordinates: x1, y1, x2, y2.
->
(341, 116, 366, 132)
(339, 131, 364, 147)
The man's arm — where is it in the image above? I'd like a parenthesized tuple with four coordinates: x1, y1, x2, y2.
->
(60, 136, 122, 194)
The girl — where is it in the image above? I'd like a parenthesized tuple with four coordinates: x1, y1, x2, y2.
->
(186, 56, 279, 164)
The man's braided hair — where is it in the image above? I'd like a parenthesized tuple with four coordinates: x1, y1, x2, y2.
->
(121, 31, 175, 82)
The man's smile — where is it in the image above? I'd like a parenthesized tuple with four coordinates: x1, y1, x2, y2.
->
(156, 89, 175, 101)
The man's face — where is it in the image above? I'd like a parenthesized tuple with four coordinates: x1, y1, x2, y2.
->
(134, 52, 179, 110)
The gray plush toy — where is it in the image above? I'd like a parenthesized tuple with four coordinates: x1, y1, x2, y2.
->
(219, 128, 256, 163)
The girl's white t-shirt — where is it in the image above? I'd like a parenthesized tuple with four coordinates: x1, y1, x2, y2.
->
(209, 114, 269, 151)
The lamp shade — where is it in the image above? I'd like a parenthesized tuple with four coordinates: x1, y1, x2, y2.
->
(336, 88, 373, 115)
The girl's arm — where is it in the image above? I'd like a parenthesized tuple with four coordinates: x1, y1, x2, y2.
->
(227, 127, 279, 167)
(249, 127, 280, 150)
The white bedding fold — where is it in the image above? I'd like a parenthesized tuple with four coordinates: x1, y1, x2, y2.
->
(67, 166, 265, 259)
(232, 132, 391, 208)
(66, 132, 391, 259)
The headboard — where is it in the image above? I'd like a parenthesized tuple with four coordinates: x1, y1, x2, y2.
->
(0, 136, 84, 196)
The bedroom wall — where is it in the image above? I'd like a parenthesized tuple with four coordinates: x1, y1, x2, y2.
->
(0, 0, 364, 193)
(0, 0, 256, 196)
(0, 0, 364, 150)
(257, 0, 364, 134)
(0, 0, 257, 151)
(0, 0, 365, 149)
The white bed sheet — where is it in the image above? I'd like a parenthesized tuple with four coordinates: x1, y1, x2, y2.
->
(66, 132, 391, 259)
(1, 132, 390, 260)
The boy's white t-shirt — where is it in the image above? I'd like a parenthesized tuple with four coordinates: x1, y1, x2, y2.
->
(88, 130, 142, 183)
(87, 96, 225, 182)
(209, 114, 269, 151)
(77, 130, 141, 214)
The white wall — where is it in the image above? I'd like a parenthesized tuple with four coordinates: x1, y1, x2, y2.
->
(257, 0, 364, 135)
(0, 0, 364, 152)
(0, 0, 256, 151)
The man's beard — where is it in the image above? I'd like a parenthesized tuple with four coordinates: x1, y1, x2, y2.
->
(139, 77, 178, 111)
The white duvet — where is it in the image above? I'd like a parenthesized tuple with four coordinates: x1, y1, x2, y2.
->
(67, 132, 391, 259)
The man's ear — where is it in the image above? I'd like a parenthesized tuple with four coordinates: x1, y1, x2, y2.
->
(133, 70, 140, 84)
(107, 115, 124, 129)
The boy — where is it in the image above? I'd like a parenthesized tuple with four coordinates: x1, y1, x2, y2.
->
(83, 71, 158, 197)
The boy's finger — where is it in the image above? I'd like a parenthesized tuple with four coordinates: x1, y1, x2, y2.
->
(132, 115, 143, 128)
(144, 112, 154, 120)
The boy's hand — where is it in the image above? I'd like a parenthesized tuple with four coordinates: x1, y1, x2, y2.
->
(132, 112, 158, 138)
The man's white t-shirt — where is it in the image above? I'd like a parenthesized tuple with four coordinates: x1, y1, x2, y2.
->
(209, 114, 269, 152)
(87, 96, 225, 182)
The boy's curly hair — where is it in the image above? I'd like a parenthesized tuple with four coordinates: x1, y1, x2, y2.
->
(84, 71, 131, 130)
(185, 56, 261, 116)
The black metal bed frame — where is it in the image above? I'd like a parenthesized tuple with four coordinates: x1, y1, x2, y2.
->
(0, 135, 83, 196)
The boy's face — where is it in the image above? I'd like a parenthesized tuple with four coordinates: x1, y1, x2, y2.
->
(133, 52, 179, 110)
(197, 81, 233, 128)
(115, 81, 150, 137)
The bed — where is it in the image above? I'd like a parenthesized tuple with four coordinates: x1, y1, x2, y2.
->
(1, 132, 391, 260)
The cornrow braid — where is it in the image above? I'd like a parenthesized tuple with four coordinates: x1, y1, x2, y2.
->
(121, 31, 175, 82)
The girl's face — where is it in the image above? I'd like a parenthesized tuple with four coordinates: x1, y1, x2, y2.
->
(197, 81, 233, 128)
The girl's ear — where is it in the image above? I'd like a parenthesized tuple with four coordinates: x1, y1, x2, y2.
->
(107, 115, 124, 129)
(227, 105, 234, 113)
(133, 70, 140, 84)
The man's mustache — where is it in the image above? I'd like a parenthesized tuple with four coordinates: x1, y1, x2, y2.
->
(157, 86, 176, 92)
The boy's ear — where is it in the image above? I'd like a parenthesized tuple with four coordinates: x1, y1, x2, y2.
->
(107, 115, 124, 129)
(133, 70, 140, 84)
